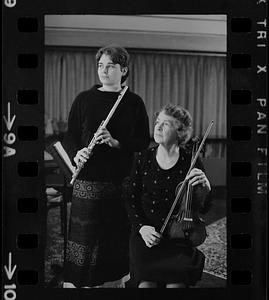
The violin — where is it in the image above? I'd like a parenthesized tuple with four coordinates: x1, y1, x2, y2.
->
(160, 121, 214, 247)
(167, 142, 207, 246)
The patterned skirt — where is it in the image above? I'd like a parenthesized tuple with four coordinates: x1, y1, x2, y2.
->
(63, 179, 130, 287)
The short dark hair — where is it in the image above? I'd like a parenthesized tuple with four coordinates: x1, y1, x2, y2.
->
(96, 44, 130, 83)
(156, 104, 193, 145)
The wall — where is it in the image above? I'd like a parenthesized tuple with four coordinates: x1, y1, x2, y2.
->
(45, 14, 227, 53)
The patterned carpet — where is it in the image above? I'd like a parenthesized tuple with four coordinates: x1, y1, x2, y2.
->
(45, 204, 226, 287)
(198, 217, 226, 280)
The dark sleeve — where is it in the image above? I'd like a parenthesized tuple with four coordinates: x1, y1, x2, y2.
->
(62, 94, 83, 166)
(124, 152, 151, 232)
(193, 156, 213, 214)
(119, 98, 150, 153)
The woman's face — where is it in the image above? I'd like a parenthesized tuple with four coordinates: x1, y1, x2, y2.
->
(97, 54, 126, 88)
(154, 111, 180, 146)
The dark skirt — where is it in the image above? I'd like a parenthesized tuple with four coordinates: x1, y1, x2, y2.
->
(64, 179, 130, 287)
(129, 232, 205, 287)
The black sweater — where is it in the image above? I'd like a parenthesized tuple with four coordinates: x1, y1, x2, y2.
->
(125, 146, 212, 233)
(63, 85, 150, 181)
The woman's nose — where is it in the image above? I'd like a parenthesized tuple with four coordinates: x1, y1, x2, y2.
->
(156, 123, 163, 130)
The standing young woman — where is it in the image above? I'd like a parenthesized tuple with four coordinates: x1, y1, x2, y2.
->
(126, 104, 212, 288)
(62, 45, 150, 288)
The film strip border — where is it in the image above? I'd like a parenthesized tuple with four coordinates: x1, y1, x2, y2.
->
(2, 2, 267, 299)
(3, 8, 45, 300)
(228, 8, 267, 297)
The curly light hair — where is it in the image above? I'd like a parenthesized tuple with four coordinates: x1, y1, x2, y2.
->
(155, 104, 193, 145)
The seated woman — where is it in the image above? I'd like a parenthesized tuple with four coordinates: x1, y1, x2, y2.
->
(125, 104, 212, 288)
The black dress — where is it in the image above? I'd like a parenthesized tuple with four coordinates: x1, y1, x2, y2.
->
(62, 85, 150, 287)
(125, 146, 211, 287)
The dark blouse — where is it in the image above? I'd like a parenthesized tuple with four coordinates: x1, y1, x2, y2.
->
(63, 85, 150, 181)
(126, 146, 212, 233)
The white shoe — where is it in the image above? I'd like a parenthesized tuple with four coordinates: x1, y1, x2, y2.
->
(63, 282, 76, 288)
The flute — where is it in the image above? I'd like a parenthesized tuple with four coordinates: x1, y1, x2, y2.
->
(70, 86, 128, 185)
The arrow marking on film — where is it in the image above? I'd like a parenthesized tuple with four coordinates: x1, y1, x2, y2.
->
(3, 102, 16, 131)
(4, 252, 17, 280)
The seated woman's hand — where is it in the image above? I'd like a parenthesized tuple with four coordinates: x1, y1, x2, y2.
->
(186, 168, 211, 191)
(139, 225, 162, 248)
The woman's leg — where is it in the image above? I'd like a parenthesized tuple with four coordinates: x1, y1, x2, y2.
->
(138, 281, 157, 288)
(166, 283, 187, 288)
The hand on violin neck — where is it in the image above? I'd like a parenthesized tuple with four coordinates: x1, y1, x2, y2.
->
(186, 168, 211, 191)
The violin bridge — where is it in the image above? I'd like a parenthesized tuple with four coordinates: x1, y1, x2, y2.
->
(183, 217, 193, 222)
